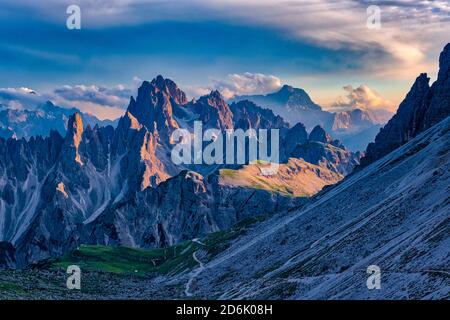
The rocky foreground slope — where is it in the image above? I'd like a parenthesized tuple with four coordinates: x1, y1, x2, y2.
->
(168, 115, 450, 299)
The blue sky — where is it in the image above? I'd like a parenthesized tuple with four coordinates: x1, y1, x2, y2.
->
(0, 0, 449, 119)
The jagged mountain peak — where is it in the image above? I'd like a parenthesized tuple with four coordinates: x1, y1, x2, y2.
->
(67, 112, 83, 131)
(207, 89, 223, 100)
(278, 84, 303, 95)
(42, 100, 56, 110)
(280, 84, 294, 90)
(200, 90, 232, 111)
(151, 74, 166, 88)
(231, 83, 329, 130)
(309, 125, 332, 143)
(271, 84, 317, 106)
(192, 90, 233, 130)
(437, 43, 450, 80)
(148, 75, 188, 105)
(411, 73, 430, 93)
(291, 121, 307, 133)
(126, 77, 181, 134)
(281, 122, 308, 158)
(229, 99, 289, 130)
(200, 89, 225, 104)
(133, 75, 187, 109)
(64, 112, 84, 165)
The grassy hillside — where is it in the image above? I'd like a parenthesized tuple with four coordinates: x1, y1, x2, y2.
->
(52, 241, 201, 276)
(0, 214, 273, 299)
(219, 158, 342, 197)
(51, 215, 271, 276)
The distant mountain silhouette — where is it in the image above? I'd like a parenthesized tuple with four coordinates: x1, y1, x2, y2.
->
(0, 100, 116, 139)
(232, 85, 391, 151)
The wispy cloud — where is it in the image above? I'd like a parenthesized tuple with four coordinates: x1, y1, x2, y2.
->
(183, 73, 282, 100)
(53, 84, 131, 109)
(204, 0, 448, 79)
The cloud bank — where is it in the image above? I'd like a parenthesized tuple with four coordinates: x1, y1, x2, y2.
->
(212, 73, 282, 99)
(0, 82, 134, 120)
(53, 84, 131, 109)
(0, 87, 46, 109)
(0, 73, 284, 118)
(183, 73, 282, 100)
(5, 0, 447, 79)
(329, 84, 396, 114)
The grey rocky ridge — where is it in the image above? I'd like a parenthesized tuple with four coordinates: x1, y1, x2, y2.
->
(0, 73, 358, 268)
(288, 125, 360, 176)
(232, 84, 329, 130)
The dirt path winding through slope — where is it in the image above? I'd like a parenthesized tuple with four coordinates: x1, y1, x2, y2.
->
(184, 239, 206, 297)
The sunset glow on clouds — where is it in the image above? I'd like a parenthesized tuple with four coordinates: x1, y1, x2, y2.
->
(330, 85, 396, 113)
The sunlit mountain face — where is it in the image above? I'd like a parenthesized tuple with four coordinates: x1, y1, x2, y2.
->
(0, 1, 449, 302)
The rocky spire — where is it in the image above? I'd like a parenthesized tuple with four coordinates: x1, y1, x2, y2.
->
(113, 76, 187, 190)
(422, 43, 450, 130)
(161, 76, 188, 105)
(126, 75, 182, 134)
(193, 90, 234, 130)
(361, 43, 450, 167)
(282, 122, 308, 160)
(64, 112, 84, 165)
(437, 43, 450, 82)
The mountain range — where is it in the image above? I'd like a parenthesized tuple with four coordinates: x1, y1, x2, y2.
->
(233, 85, 392, 151)
(1, 81, 387, 153)
(0, 75, 360, 268)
